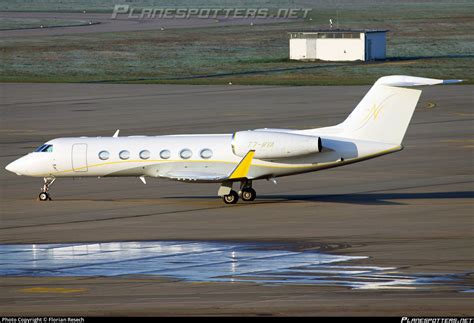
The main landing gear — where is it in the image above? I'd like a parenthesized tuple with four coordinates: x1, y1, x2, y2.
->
(239, 180, 256, 202)
(38, 177, 55, 201)
(223, 190, 239, 204)
(220, 180, 257, 204)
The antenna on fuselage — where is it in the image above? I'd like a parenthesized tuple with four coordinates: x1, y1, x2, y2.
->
(113, 129, 120, 138)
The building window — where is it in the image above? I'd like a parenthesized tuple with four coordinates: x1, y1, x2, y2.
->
(160, 149, 171, 159)
(98, 150, 110, 160)
(180, 149, 192, 159)
(200, 148, 213, 159)
(317, 32, 361, 39)
(345, 32, 360, 39)
(119, 150, 130, 160)
(289, 32, 317, 39)
(139, 150, 150, 160)
(318, 33, 333, 39)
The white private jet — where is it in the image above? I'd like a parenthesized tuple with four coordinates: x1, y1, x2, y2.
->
(5, 75, 461, 204)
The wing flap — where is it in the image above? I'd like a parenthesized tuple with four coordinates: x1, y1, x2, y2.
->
(160, 171, 227, 183)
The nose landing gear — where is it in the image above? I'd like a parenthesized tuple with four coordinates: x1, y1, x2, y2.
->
(38, 177, 55, 201)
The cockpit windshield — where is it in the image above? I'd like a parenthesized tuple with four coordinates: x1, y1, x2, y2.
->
(34, 144, 53, 152)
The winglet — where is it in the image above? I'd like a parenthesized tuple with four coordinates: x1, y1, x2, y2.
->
(228, 150, 255, 180)
(374, 75, 463, 87)
(113, 129, 120, 138)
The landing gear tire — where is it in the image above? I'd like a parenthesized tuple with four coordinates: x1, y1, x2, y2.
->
(38, 177, 55, 201)
(223, 190, 239, 204)
(38, 192, 50, 201)
(241, 188, 256, 202)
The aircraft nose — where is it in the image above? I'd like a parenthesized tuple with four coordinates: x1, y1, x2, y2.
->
(5, 159, 24, 175)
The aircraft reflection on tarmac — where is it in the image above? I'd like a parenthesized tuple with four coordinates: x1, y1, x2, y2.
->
(0, 241, 471, 291)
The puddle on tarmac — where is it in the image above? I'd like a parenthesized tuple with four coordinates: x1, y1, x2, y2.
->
(0, 241, 471, 291)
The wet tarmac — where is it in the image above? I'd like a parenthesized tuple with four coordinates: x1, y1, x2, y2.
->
(1, 241, 472, 291)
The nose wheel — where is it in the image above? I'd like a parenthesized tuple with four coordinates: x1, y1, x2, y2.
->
(38, 177, 55, 201)
(39, 192, 51, 201)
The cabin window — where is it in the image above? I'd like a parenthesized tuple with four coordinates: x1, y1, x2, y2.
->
(119, 150, 130, 160)
(180, 149, 192, 159)
(98, 150, 110, 160)
(139, 150, 151, 160)
(200, 148, 213, 159)
(160, 149, 171, 159)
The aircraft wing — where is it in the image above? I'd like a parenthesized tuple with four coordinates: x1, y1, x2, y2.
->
(160, 150, 256, 183)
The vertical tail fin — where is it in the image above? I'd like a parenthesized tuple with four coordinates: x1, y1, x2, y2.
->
(339, 76, 462, 145)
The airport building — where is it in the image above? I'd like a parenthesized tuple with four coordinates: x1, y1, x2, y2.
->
(288, 29, 387, 61)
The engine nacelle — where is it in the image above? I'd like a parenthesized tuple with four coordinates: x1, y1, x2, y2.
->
(231, 130, 322, 159)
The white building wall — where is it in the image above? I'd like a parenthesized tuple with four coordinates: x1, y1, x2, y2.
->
(289, 39, 307, 60)
(315, 38, 364, 61)
(289, 31, 386, 61)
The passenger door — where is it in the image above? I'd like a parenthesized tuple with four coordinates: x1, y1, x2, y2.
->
(72, 143, 88, 172)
